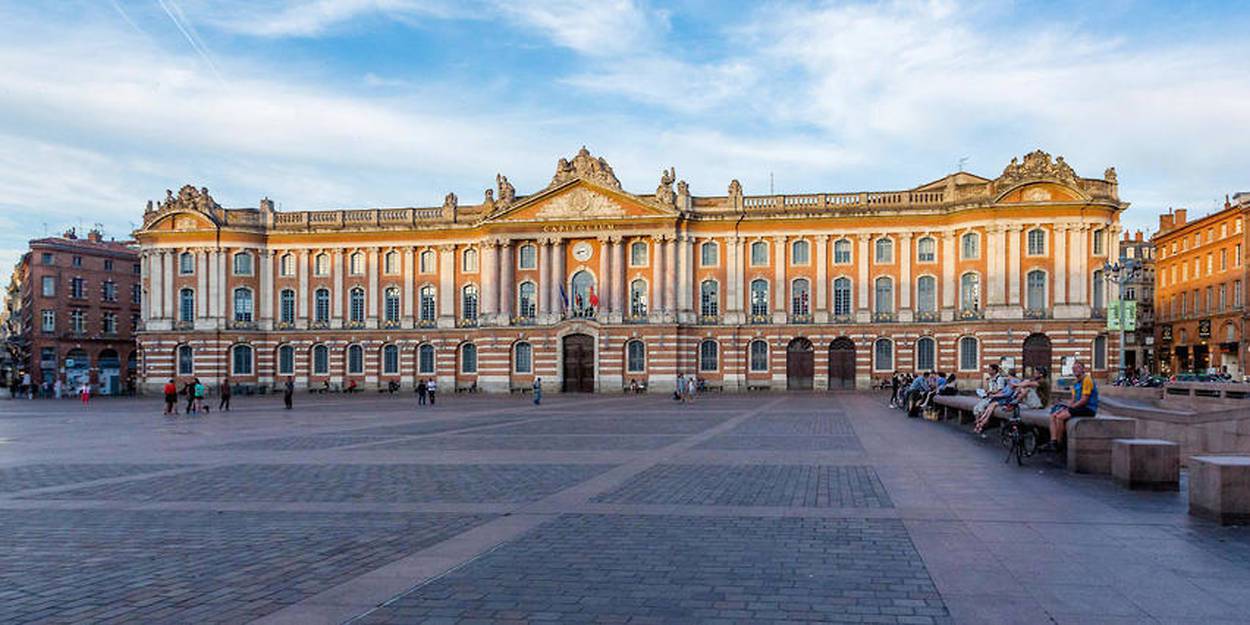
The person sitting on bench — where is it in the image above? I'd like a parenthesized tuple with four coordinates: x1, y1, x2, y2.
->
(1040, 362, 1098, 451)
(973, 369, 1020, 434)
(904, 372, 933, 417)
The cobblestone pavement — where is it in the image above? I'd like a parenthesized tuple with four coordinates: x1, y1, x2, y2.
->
(2, 392, 1249, 625)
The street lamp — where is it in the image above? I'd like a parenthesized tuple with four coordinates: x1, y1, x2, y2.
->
(1103, 259, 1141, 380)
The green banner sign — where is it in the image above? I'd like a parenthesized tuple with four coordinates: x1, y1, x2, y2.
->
(1107, 300, 1137, 332)
(1107, 300, 1121, 331)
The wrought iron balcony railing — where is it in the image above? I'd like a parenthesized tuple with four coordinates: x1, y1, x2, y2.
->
(957, 308, 984, 321)
(915, 310, 939, 322)
(790, 313, 813, 324)
(872, 312, 896, 323)
(1024, 308, 1050, 320)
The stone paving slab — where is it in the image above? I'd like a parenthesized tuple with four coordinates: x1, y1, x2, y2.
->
(0, 509, 494, 625)
(694, 434, 864, 450)
(720, 412, 857, 436)
(366, 434, 687, 451)
(344, 414, 533, 437)
(0, 463, 187, 494)
(25, 463, 615, 504)
(205, 435, 400, 451)
(479, 415, 730, 435)
(353, 514, 950, 625)
(593, 464, 893, 508)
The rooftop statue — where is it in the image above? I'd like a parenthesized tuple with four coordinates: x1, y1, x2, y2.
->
(548, 146, 622, 190)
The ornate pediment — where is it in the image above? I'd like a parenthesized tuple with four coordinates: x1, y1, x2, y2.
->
(995, 150, 1077, 187)
(535, 187, 625, 219)
(547, 147, 621, 190)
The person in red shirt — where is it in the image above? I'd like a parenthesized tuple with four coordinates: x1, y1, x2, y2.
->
(163, 379, 178, 415)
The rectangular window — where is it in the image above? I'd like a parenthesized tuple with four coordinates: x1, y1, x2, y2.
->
(102, 312, 117, 334)
(133, 262, 141, 274)
(41, 310, 54, 332)
(40, 253, 53, 265)
(72, 255, 82, 267)
(700, 242, 718, 267)
(518, 245, 537, 270)
(1220, 284, 1227, 311)
(132, 284, 142, 305)
(1238, 244, 1243, 267)
(752, 242, 770, 266)
(1092, 229, 1105, 255)
(233, 253, 253, 276)
(102, 281, 116, 302)
(1236, 280, 1244, 308)
(70, 277, 85, 299)
(630, 242, 648, 267)
(41, 276, 55, 297)
(104, 259, 113, 272)
(70, 310, 85, 334)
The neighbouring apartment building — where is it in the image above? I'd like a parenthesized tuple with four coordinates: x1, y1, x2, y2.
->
(1154, 193, 1250, 376)
(1118, 230, 1156, 373)
(6, 230, 142, 393)
(133, 148, 1124, 394)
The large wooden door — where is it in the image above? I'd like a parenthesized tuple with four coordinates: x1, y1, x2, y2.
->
(1022, 333, 1052, 377)
(827, 337, 856, 390)
(787, 338, 814, 390)
(562, 334, 596, 392)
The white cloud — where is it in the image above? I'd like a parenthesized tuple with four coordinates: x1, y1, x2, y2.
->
(198, 0, 468, 37)
(494, 0, 659, 57)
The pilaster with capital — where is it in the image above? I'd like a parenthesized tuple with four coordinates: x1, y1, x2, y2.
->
(498, 240, 514, 323)
(1053, 225, 1068, 305)
(163, 250, 176, 322)
(150, 251, 164, 320)
(366, 249, 379, 324)
(480, 241, 498, 322)
(332, 250, 344, 326)
(539, 238, 552, 319)
(610, 236, 625, 322)
(940, 232, 956, 321)
(650, 235, 665, 321)
(663, 236, 677, 319)
(259, 250, 274, 330)
(1071, 225, 1088, 305)
(815, 235, 829, 323)
(197, 249, 209, 321)
(772, 235, 787, 323)
(677, 233, 693, 321)
(597, 236, 610, 317)
(856, 234, 871, 314)
(898, 233, 913, 322)
(437, 245, 456, 327)
(551, 238, 566, 319)
(297, 250, 309, 327)
(402, 248, 415, 325)
(1007, 225, 1022, 306)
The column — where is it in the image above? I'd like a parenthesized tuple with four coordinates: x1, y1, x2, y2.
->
(498, 240, 514, 322)
(898, 233, 912, 310)
(539, 238, 552, 318)
(731, 238, 745, 316)
(815, 235, 829, 320)
(1071, 225, 1087, 304)
(481, 241, 498, 322)
(207, 250, 220, 319)
(1053, 225, 1068, 306)
(366, 248, 380, 325)
(725, 237, 739, 312)
(402, 248, 415, 324)
(856, 234, 871, 313)
(438, 245, 455, 327)
(150, 251, 164, 320)
(611, 237, 625, 320)
(677, 233, 692, 317)
(1007, 225, 1022, 306)
(164, 249, 176, 321)
(552, 239, 566, 316)
(651, 235, 664, 319)
(941, 232, 956, 317)
(198, 250, 209, 320)
(332, 250, 344, 326)
(259, 250, 273, 328)
(297, 250, 309, 326)
(140, 252, 152, 323)
(664, 236, 677, 316)
(597, 236, 610, 315)
(772, 235, 787, 322)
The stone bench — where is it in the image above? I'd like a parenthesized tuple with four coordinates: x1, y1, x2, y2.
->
(1066, 416, 1137, 474)
(931, 395, 1050, 429)
(1189, 456, 1250, 525)
(1112, 439, 1179, 491)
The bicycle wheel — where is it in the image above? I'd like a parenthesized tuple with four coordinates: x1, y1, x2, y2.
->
(999, 424, 1014, 448)
(1020, 429, 1038, 457)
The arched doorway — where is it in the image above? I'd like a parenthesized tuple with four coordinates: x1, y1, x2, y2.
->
(828, 337, 856, 390)
(562, 333, 595, 392)
(786, 338, 814, 390)
(1022, 333, 1052, 377)
(64, 348, 90, 388)
(98, 349, 121, 395)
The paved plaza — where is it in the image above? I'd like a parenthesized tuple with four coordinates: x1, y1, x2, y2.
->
(1, 392, 1249, 625)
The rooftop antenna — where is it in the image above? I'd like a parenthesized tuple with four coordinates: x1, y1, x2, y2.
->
(957, 156, 969, 172)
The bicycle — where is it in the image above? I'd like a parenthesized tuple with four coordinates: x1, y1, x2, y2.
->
(999, 403, 1038, 466)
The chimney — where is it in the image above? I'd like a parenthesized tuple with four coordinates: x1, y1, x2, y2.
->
(1135, 230, 1143, 242)
(1159, 213, 1174, 232)
(86, 229, 103, 243)
(1175, 208, 1187, 226)
(63, 228, 77, 240)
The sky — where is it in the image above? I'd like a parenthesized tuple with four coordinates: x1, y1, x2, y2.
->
(1, 0, 1249, 269)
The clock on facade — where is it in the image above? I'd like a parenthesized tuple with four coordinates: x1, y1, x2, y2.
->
(572, 242, 593, 262)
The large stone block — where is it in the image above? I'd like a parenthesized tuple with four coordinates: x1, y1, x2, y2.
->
(1066, 416, 1137, 475)
(1112, 438, 1179, 491)
(1189, 455, 1250, 525)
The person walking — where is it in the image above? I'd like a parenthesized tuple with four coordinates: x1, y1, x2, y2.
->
(532, 377, 543, 405)
(22, 371, 32, 399)
(53, 377, 63, 400)
(218, 377, 232, 412)
(193, 379, 206, 414)
(283, 376, 294, 410)
(675, 373, 687, 403)
(163, 378, 178, 415)
(183, 380, 197, 414)
(416, 379, 428, 406)
(426, 378, 437, 405)
(78, 382, 90, 405)
(686, 373, 698, 403)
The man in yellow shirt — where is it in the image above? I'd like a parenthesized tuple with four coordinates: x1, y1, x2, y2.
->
(1042, 361, 1099, 451)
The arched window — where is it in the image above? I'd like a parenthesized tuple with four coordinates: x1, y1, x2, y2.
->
(626, 340, 645, 373)
(347, 344, 364, 374)
(177, 344, 194, 375)
(419, 286, 436, 322)
(179, 288, 195, 323)
(518, 282, 537, 318)
(749, 340, 768, 372)
(791, 279, 810, 316)
(514, 342, 532, 373)
(461, 344, 478, 373)
(419, 250, 434, 273)
(232, 344, 253, 375)
(915, 337, 936, 371)
(277, 344, 295, 375)
(874, 277, 893, 314)
(1026, 270, 1046, 310)
(384, 287, 400, 323)
(382, 344, 399, 374)
(314, 253, 329, 276)
(750, 279, 769, 317)
(1027, 228, 1046, 255)
(833, 277, 852, 316)
(518, 244, 537, 270)
(959, 336, 979, 371)
(751, 241, 769, 265)
(700, 280, 719, 317)
(462, 285, 479, 321)
(349, 287, 365, 323)
(312, 344, 329, 375)
(833, 239, 851, 264)
(1093, 335, 1107, 370)
(916, 276, 937, 313)
(961, 232, 979, 259)
(233, 252, 253, 276)
(874, 237, 893, 263)
(629, 279, 647, 316)
(700, 241, 719, 266)
(571, 270, 596, 316)
(960, 273, 980, 311)
(699, 340, 719, 371)
(1092, 270, 1105, 309)
(916, 237, 936, 262)
(179, 251, 195, 274)
(383, 251, 398, 274)
(462, 248, 478, 272)
(873, 338, 894, 371)
(349, 252, 364, 275)
(418, 344, 435, 374)
(314, 288, 330, 323)
(279, 253, 294, 276)
(791, 240, 810, 265)
(233, 288, 253, 322)
(279, 289, 296, 324)
(630, 241, 648, 266)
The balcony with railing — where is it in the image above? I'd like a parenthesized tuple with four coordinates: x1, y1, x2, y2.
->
(1024, 308, 1050, 320)
(790, 313, 813, 325)
(698, 313, 721, 325)
(957, 308, 984, 321)
(417, 318, 437, 328)
(512, 315, 537, 326)
(748, 313, 771, 325)
(457, 317, 479, 328)
(381, 319, 402, 329)
(227, 319, 257, 330)
(915, 310, 940, 322)
(872, 312, 896, 323)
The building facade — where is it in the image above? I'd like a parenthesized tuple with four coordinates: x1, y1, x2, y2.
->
(6, 230, 142, 393)
(134, 149, 1124, 393)
(1153, 194, 1250, 377)
(1118, 230, 1156, 373)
